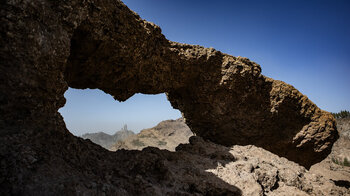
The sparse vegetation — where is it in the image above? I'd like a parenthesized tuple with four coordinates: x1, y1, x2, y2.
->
(344, 158, 350, 167)
(139, 133, 157, 139)
(332, 110, 350, 119)
(131, 139, 145, 147)
(158, 140, 167, 146)
(139, 134, 150, 138)
(332, 157, 350, 167)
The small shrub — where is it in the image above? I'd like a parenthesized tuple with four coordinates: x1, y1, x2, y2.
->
(344, 158, 350, 167)
(157, 140, 167, 146)
(139, 134, 149, 138)
(131, 139, 145, 147)
(332, 157, 339, 164)
(332, 157, 350, 167)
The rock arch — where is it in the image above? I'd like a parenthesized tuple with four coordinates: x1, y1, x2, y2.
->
(1, 0, 337, 173)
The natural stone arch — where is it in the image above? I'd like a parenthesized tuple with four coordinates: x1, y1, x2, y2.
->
(63, 2, 337, 168)
(1, 0, 337, 171)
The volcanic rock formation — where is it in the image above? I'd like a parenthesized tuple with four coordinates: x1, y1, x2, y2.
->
(0, 0, 338, 168)
(0, 0, 341, 194)
(310, 117, 350, 185)
(81, 126, 134, 149)
(110, 118, 193, 151)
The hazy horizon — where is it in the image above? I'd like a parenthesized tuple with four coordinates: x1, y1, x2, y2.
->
(60, 0, 349, 136)
(59, 89, 182, 135)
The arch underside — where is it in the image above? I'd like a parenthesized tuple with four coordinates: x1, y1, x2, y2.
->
(1, 0, 337, 172)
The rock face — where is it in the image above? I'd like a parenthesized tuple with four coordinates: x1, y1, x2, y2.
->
(110, 118, 193, 151)
(0, 0, 337, 168)
(330, 118, 350, 166)
(81, 127, 134, 149)
(310, 118, 350, 186)
(0, 0, 341, 194)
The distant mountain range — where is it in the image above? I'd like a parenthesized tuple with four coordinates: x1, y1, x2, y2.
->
(81, 125, 134, 149)
(110, 118, 193, 151)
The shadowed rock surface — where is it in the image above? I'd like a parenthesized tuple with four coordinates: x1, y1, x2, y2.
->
(110, 118, 193, 151)
(81, 126, 134, 149)
(0, 0, 341, 194)
(113, 118, 350, 194)
(0, 0, 337, 168)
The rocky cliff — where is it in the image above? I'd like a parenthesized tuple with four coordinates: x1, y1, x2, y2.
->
(110, 118, 193, 151)
(310, 117, 350, 187)
(0, 0, 342, 195)
(81, 128, 134, 149)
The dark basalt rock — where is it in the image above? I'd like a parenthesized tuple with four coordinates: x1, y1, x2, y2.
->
(0, 0, 339, 194)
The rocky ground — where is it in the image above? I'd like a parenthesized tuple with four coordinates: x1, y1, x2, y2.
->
(310, 117, 350, 189)
(2, 118, 348, 195)
(183, 137, 349, 195)
(106, 118, 350, 195)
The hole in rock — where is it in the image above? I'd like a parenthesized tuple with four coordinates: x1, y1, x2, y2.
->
(59, 88, 193, 151)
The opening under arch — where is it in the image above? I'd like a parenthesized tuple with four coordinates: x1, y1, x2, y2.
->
(59, 88, 192, 150)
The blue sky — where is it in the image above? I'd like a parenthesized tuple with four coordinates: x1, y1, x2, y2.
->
(59, 90, 180, 135)
(59, 0, 350, 135)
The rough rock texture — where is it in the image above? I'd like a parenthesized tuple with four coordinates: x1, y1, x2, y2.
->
(0, 0, 337, 168)
(2, 131, 350, 195)
(333, 118, 350, 164)
(182, 137, 349, 196)
(110, 118, 193, 151)
(114, 118, 350, 193)
(310, 118, 350, 187)
(0, 0, 341, 194)
(333, 118, 350, 162)
(81, 126, 134, 149)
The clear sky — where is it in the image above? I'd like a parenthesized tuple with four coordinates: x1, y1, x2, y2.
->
(59, 0, 350, 135)
(59, 90, 180, 135)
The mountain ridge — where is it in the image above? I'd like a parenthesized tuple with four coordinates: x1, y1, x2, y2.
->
(81, 125, 134, 149)
(110, 118, 193, 151)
